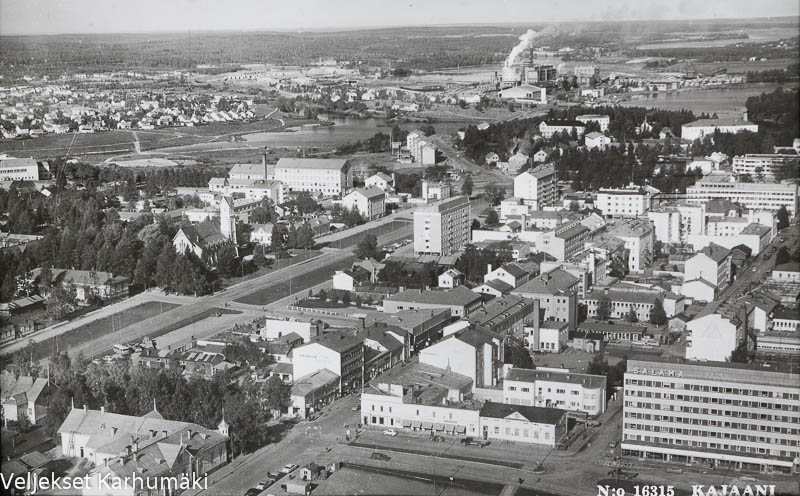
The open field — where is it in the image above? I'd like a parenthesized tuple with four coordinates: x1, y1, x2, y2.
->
(0, 117, 283, 160)
(24, 301, 180, 361)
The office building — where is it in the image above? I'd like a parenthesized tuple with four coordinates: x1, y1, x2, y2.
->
(686, 174, 798, 214)
(622, 357, 800, 474)
(732, 154, 799, 181)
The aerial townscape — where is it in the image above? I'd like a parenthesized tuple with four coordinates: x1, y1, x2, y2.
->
(1, 2, 799, 496)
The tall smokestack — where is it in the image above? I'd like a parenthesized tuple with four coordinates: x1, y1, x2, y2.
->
(506, 29, 541, 68)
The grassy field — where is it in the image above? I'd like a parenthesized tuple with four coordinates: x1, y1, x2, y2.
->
(26, 301, 180, 361)
(0, 117, 284, 160)
(234, 255, 354, 306)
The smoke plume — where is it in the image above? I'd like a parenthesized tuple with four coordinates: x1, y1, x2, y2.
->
(505, 29, 541, 68)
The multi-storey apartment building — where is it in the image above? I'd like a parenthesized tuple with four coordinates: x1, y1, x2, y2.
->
(273, 158, 352, 197)
(732, 154, 799, 181)
(622, 357, 800, 474)
(413, 196, 471, 256)
(686, 174, 798, 214)
(513, 165, 557, 209)
(292, 331, 365, 394)
(596, 187, 652, 218)
(503, 367, 607, 417)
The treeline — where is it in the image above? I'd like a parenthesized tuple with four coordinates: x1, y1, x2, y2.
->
(744, 64, 800, 83)
(10, 351, 288, 457)
(628, 36, 800, 63)
(745, 86, 800, 144)
(0, 178, 224, 301)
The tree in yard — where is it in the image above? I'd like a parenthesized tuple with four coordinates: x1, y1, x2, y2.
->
(292, 192, 318, 215)
(355, 234, 379, 260)
(649, 299, 667, 326)
(577, 303, 588, 323)
(775, 246, 791, 265)
(485, 209, 499, 226)
(216, 244, 240, 278)
(295, 223, 315, 250)
(483, 184, 506, 205)
(261, 375, 291, 414)
(776, 205, 790, 230)
(626, 307, 639, 323)
(505, 340, 533, 369)
(470, 219, 481, 232)
(46, 283, 78, 321)
(596, 295, 611, 321)
(461, 176, 474, 197)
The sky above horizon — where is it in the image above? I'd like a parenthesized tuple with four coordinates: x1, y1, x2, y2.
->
(1, 0, 799, 35)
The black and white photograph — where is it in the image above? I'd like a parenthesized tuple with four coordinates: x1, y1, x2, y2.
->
(0, 1, 799, 495)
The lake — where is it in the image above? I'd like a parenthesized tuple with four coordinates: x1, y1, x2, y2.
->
(242, 116, 470, 147)
(619, 83, 797, 118)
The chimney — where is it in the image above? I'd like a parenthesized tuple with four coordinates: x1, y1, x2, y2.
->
(100, 406, 105, 414)
(487, 264, 493, 274)
(521, 214, 527, 232)
(162, 430, 168, 438)
(742, 110, 748, 122)
(112, 426, 118, 435)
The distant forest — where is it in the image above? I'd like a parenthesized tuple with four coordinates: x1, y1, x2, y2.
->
(1, 18, 798, 74)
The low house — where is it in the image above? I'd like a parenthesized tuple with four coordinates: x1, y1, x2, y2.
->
(30, 268, 129, 304)
(438, 268, 465, 289)
(1, 374, 50, 425)
(479, 402, 565, 447)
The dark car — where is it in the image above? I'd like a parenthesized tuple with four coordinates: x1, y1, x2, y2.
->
(244, 489, 262, 496)
(371, 452, 391, 461)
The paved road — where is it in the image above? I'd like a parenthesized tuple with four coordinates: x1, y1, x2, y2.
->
(33, 223, 413, 363)
(427, 134, 513, 194)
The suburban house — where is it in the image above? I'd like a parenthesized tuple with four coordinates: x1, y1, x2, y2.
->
(30, 268, 129, 303)
(1, 374, 50, 426)
(341, 187, 386, 221)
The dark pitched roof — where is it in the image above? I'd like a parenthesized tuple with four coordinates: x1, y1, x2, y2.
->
(479, 401, 564, 425)
(700, 243, 731, 263)
(177, 222, 225, 248)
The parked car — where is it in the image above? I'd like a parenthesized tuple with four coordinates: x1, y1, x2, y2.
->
(666, 467, 683, 474)
(587, 420, 601, 427)
(352, 405, 360, 411)
(460, 437, 489, 447)
(281, 464, 299, 474)
(371, 452, 391, 461)
(266, 472, 283, 482)
(608, 441, 617, 448)
(244, 489, 261, 496)
(382, 429, 398, 437)
(431, 435, 446, 442)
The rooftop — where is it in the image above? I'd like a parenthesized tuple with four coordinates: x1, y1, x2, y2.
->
(505, 367, 606, 389)
(683, 118, 756, 128)
(627, 356, 799, 388)
(479, 401, 565, 425)
(304, 330, 363, 353)
(275, 157, 349, 171)
(291, 369, 339, 397)
(512, 268, 579, 296)
(386, 285, 482, 308)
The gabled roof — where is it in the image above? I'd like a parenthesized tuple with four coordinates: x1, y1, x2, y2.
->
(348, 187, 386, 200)
(481, 279, 514, 293)
(774, 262, 800, 273)
(512, 268, 579, 296)
(479, 401, 564, 425)
(699, 243, 731, 263)
(500, 262, 529, 279)
(175, 222, 226, 249)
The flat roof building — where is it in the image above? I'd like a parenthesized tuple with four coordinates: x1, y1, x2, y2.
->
(414, 196, 471, 256)
(622, 356, 800, 474)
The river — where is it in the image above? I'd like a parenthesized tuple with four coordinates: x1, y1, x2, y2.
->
(242, 116, 470, 147)
(619, 83, 798, 118)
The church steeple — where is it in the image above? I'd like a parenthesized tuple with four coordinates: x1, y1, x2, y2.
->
(218, 409, 229, 437)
